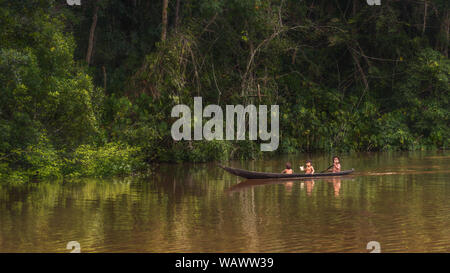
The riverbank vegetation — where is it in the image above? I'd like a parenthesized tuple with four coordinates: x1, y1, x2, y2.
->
(0, 0, 448, 181)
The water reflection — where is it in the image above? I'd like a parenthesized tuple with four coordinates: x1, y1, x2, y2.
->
(304, 179, 315, 196)
(0, 151, 449, 252)
(283, 181, 294, 193)
(324, 178, 342, 197)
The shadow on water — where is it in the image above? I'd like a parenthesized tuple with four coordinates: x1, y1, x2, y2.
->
(225, 176, 355, 193)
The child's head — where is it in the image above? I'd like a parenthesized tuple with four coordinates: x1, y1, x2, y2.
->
(285, 162, 292, 169)
(333, 156, 340, 163)
(305, 159, 312, 167)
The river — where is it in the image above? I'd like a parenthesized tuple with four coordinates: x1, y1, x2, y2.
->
(0, 151, 449, 252)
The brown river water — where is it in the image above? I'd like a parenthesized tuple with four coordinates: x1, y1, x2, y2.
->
(0, 151, 449, 252)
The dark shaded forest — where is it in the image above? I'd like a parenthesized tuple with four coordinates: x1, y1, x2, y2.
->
(0, 0, 449, 181)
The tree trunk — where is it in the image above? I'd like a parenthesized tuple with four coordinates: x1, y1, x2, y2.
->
(423, 0, 428, 34)
(86, 4, 99, 65)
(175, 0, 181, 32)
(161, 0, 169, 41)
(436, 10, 449, 57)
(444, 10, 449, 57)
(102, 66, 107, 92)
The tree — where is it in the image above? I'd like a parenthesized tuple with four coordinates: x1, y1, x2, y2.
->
(86, 1, 100, 65)
(161, 0, 169, 41)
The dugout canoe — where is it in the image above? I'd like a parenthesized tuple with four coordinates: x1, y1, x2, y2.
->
(219, 165, 354, 179)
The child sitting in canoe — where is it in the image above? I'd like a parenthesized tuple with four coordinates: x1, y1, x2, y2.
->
(304, 160, 315, 174)
(332, 156, 341, 173)
(282, 162, 293, 174)
(324, 156, 341, 173)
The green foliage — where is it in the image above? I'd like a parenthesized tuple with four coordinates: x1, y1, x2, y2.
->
(0, 1, 98, 150)
(1, 0, 449, 182)
(66, 142, 143, 178)
(0, 134, 63, 183)
(0, 0, 102, 181)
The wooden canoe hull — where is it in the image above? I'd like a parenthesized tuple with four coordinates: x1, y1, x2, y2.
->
(219, 165, 354, 179)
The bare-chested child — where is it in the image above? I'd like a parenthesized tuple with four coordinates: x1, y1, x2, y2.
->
(282, 162, 293, 174)
(304, 160, 315, 174)
(332, 156, 341, 173)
